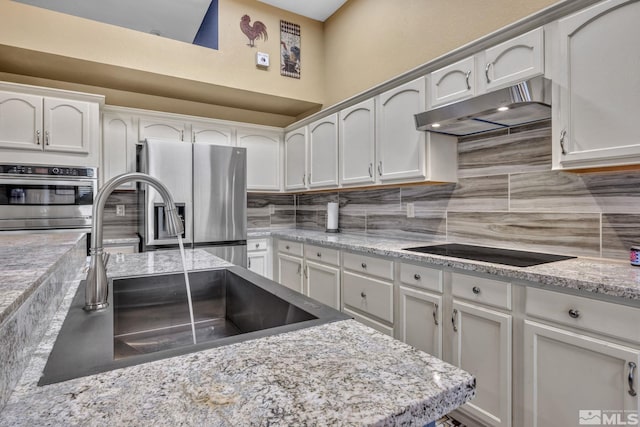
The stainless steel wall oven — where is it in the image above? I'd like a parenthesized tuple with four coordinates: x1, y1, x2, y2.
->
(0, 164, 97, 232)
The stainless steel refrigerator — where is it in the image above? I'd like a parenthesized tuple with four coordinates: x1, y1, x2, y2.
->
(138, 138, 247, 266)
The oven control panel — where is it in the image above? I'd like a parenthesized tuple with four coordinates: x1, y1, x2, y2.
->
(0, 164, 96, 178)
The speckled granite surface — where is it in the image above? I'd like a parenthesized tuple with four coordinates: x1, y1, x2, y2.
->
(259, 229, 640, 301)
(0, 247, 475, 425)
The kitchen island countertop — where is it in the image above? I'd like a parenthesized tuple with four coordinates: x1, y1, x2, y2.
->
(0, 247, 475, 426)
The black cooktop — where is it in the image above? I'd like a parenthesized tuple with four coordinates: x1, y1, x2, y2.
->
(403, 243, 576, 267)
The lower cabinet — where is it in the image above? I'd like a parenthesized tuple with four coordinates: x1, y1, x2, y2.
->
(247, 238, 271, 279)
(398, 286, 442, 358)
(277, 252, 303, 293)
(523, 320, 640, 427)
(305, 259, 340, 310)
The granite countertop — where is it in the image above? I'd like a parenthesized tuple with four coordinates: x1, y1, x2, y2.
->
(252, 229, 640, 302)
(0, 248, 475, 426)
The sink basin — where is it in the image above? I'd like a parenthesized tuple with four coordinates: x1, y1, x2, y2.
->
(40, 266, 348, 385)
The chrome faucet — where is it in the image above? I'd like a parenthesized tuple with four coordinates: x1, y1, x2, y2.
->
(84, 172, 184, 311)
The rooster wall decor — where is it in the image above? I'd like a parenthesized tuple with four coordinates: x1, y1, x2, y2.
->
(240, 15, 267, 47)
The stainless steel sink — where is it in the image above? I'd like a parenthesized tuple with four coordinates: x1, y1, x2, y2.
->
(40, 267, 348, 385)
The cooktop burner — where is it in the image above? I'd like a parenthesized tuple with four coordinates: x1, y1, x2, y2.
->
(403, 243, 576, 267)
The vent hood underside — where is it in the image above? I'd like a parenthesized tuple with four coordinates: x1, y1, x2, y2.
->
(415, 76, 551, 137)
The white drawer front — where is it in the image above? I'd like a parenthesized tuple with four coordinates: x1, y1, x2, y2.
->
(248, 239, 268, 251)
(343, 271, 393, 323)
(304, 244, 339, 266)
(277, 239, 303, 256)
(451, 272, 512, 310)
(526, 287, 640, 344)
(343, 308, 394, 336)
(400, 263, 443, 293)
(343, 252, 394, 280)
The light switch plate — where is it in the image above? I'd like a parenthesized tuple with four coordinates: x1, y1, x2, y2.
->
(256, 52, 269, 68)
(406, 203, 415, 218)
(116, 204, 126, 217)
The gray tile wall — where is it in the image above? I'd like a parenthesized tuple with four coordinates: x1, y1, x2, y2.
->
(250, 121, 640, 261)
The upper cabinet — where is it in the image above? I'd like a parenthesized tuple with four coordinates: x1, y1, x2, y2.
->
(308, 114, 339, 189)
(428, 28, 544, 109)
(102, 110, 137, 189)
(339, 98, 376, 186)
(550, 0, 640, 170)
(284, 128, 307, 191)
(237, 129, 282, 192)
(191, 120, 233, 145)
(0, 85, 102, 167)
(138, 116, 187, 142)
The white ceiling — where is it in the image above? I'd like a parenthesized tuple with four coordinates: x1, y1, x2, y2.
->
(257, 0, 348, 21)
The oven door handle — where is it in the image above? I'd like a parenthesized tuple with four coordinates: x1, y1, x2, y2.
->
(0, 178, 95, 187)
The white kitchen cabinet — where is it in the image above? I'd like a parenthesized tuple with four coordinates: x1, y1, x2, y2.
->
(102, 111, 137, 189)
(0, 84, 102, 167)
(237, 129, 282, 192)
(307, 114, 338, 189)
(277, 252, 304, 293)
(429, 28, 543, 108)
(398, 286, 442, 358)
(139, 116, 187, 142)
(451, 299, 512, 427)
(339, 98, 376, 186)
(304, 244, 340, 309)
(377, 77, 457, 184)
(190, 120, 233, 145)
(550, 0, 640, 170)
(523, 320, 639, 427)
(247, 238, 271, 279)
(284, 128, 307, 191)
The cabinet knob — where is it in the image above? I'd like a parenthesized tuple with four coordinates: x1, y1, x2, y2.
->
(255, 243, 260, 248)
(286, 245, 290, 250)
(472, 286, 481, 295)
(360, 291, 367, 298)
(361, 262, 367, 269)
(317, 252, 322, 258)
(414, 273, 421, 280)
(568, 308, 580, 319)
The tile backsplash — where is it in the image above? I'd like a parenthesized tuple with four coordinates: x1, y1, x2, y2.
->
(247, 121, 640, 261)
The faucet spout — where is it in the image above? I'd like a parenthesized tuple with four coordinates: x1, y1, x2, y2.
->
(84, 172, 184, 311)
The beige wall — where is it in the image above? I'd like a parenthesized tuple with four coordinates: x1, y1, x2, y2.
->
(323, 0, 559, 106)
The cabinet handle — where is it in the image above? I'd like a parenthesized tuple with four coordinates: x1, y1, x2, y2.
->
(361, 262, 367, 269)
(180, 130, 184, 141)
(304, 265, 308, 278)
(465, 70, 471, 90)
(377, 161, 383, 176)
(433, 303, 439, 326)
(360, 291, 367, 298)
(45, 130, 50, 145)
(559, 129, 567, 155)
(485, 62, 493, 84)
(248, 258, 251, 268)
(302, 174, 306, 186)
(368, 163, 373, 178)
(568, 309, 580, 319)
(629, 362, 637, 397)
(36, 130, 41, 145)
(472, 286, 481, 295)
(255, 243, 260, 248)
(452, 308, 458, 332)
(297, 264, 301, 275)
(317, 252, 322, 258)
(414, 273, 421, 280)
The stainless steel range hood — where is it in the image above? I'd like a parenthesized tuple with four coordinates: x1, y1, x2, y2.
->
(415, 76, 551, 137)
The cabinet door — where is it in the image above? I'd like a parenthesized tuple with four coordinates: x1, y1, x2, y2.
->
(398, 286, 442, 358)
(308, 114, 338, 189)
(284, 128, 307, 191)
(451, 300, 512, 427)
(524, 320, 640, 427)
(483, 28, 544, 92)
(139, 117, 186, 141)
(44, 97, 91, 154)
(191, 123, 233, 145)
(237, 130, 281, 191)
(0, 92, 43, 151)
(305, 260, 340, 309)
(277, 253, 304, 293)
(102, 112, 137, 189)
(553, 0, 640, 169)
(428, 56, 475, 108)
(248, 251, 268, 277)
(339, 99, 376, 186)
(377, 77, 427, 182)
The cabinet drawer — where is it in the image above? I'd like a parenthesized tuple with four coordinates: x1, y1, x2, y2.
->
(451, 272, 511, 310)
(343, 252, 394, 280)
(343, 307, 394, 337)
(343, 271, 393, 323)
(304, 244, 339, 266)
(248, 239, 268, 251)
(526, 287, 640, 344)
(400, 263, 443, 293)
(277, 239, 303, 256)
